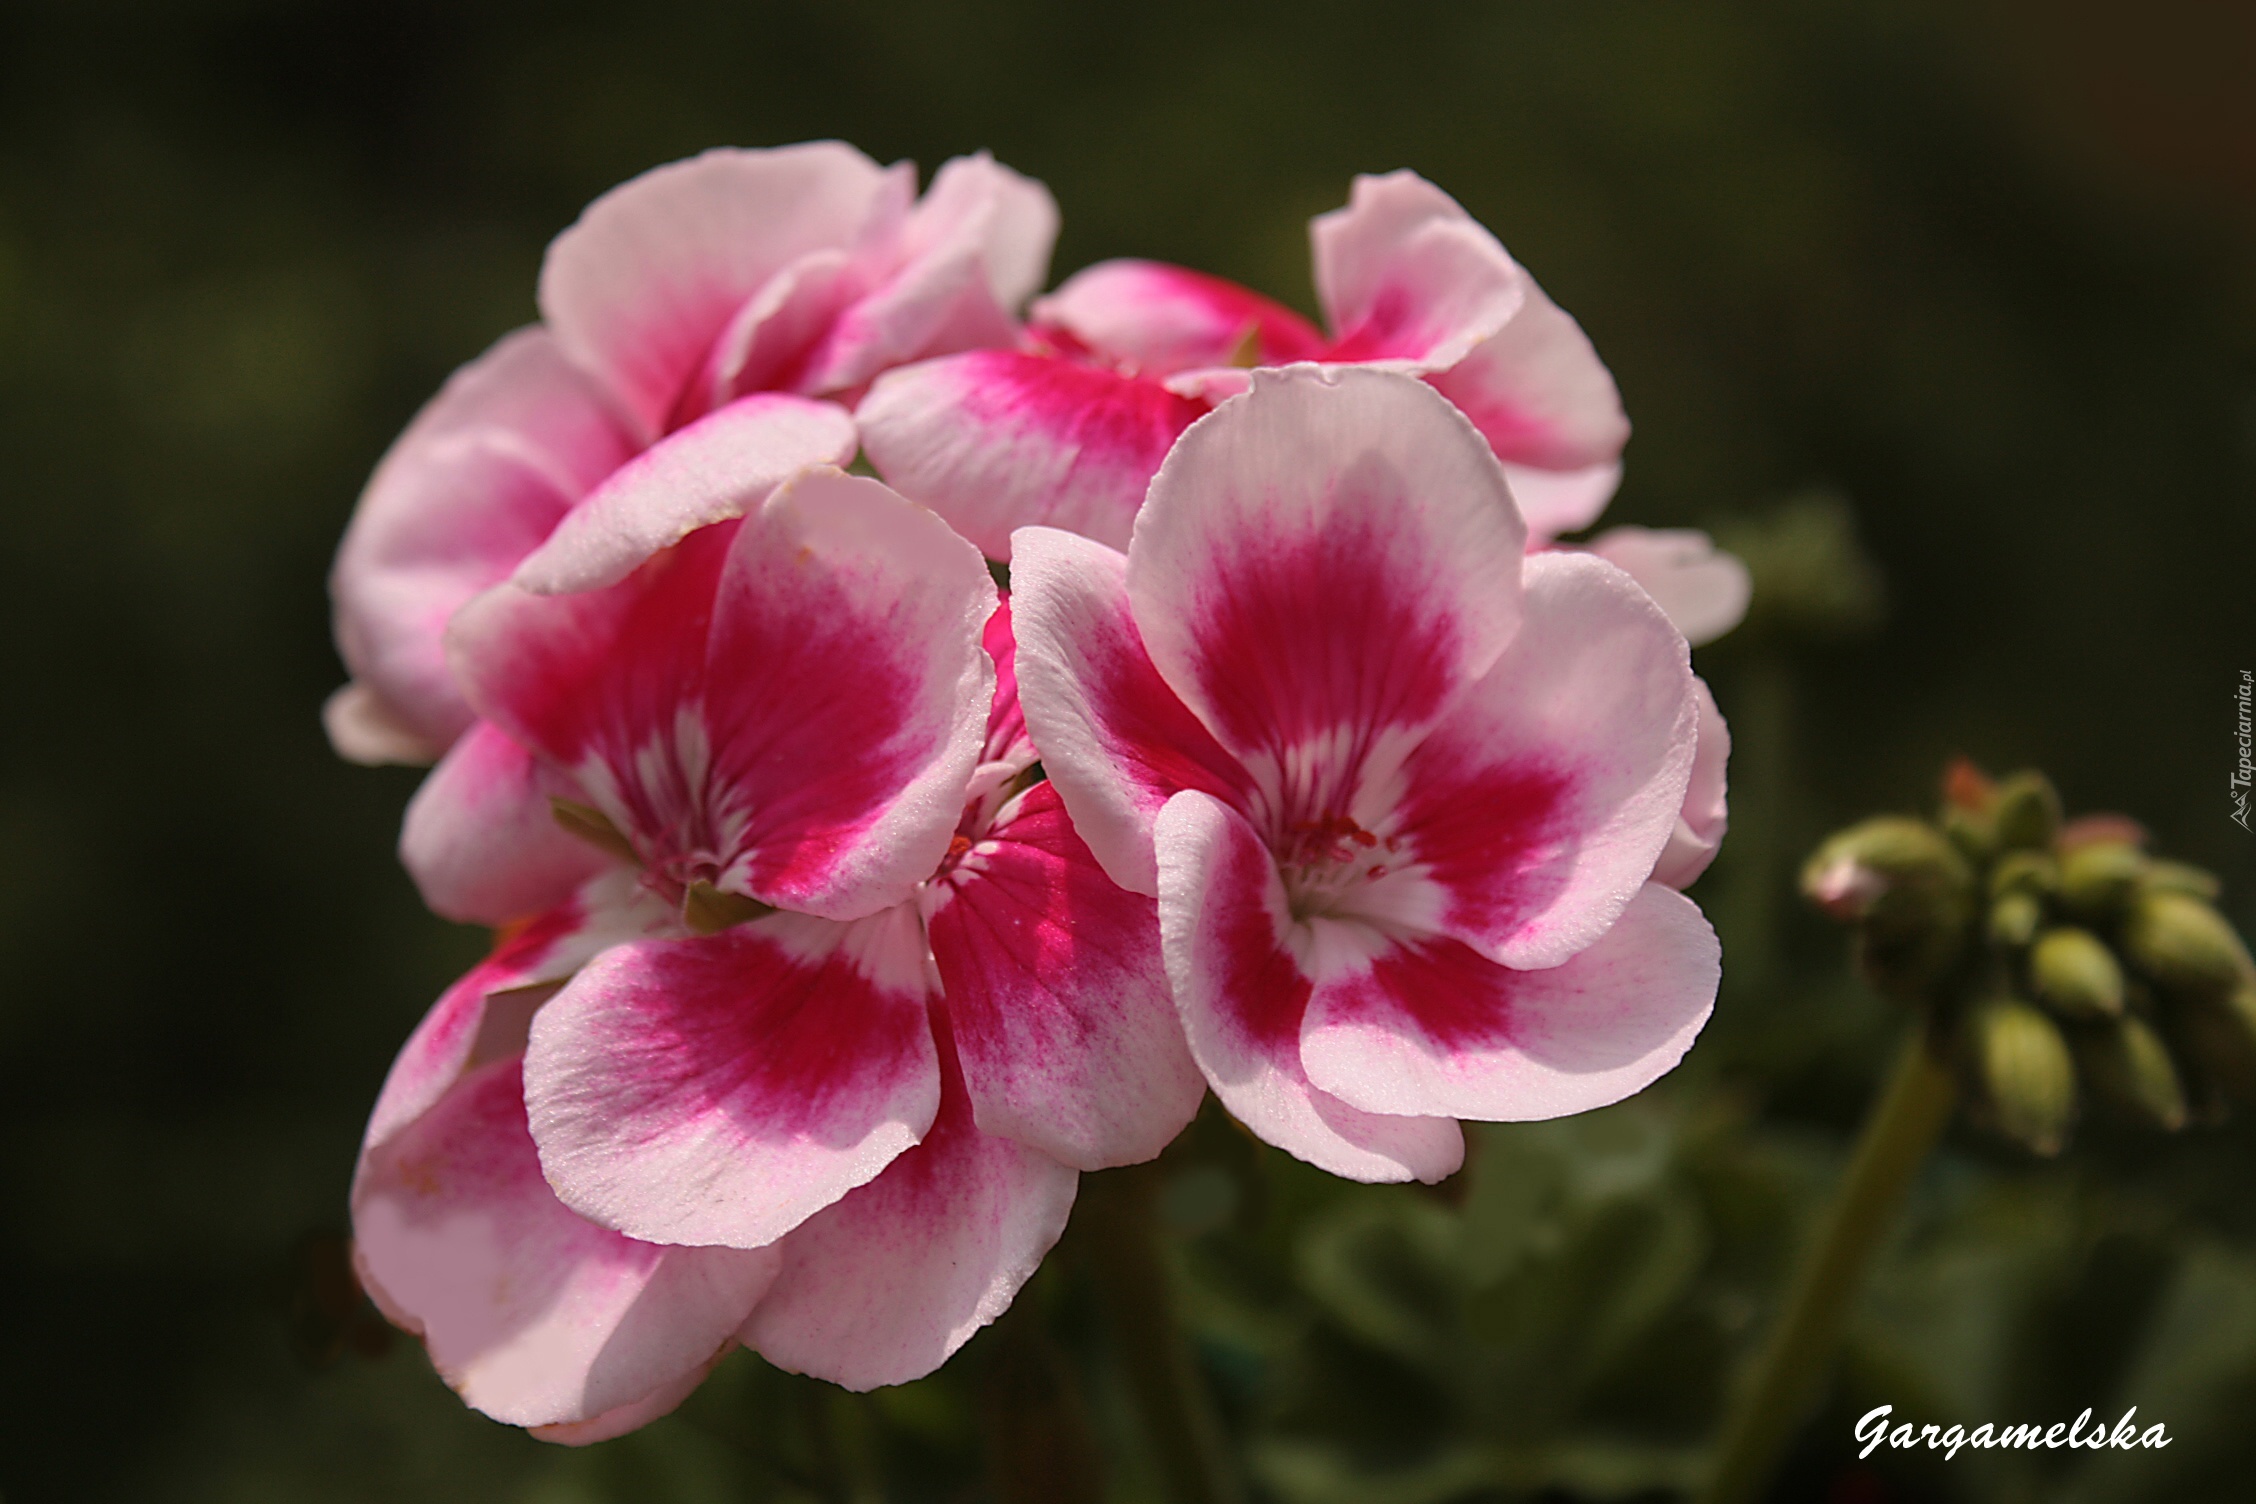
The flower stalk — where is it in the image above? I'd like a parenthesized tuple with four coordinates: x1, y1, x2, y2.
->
(1695, 1025, 1957, 1504)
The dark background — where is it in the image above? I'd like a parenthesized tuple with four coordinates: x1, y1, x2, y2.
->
(4, 2, 2254, 1500)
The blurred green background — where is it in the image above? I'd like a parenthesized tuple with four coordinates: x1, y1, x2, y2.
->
(4, 1, 2254, 1500)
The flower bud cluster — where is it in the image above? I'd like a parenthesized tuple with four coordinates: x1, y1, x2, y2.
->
(1802, 760, 2256, 1155)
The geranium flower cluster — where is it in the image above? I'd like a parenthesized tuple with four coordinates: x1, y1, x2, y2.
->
(329, 142, 1737, 1443)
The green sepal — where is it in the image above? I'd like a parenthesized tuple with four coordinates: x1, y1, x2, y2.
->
(682, 879, 776, 935)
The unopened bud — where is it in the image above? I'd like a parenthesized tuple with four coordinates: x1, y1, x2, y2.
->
(1801, 818, 1973, 925)
(2077, 1015, 2188, 1131)
(2029, 927, 2125, 1019)
(2140, 859, 2222, 902)
(1989, 891, 2043, 949)
(2055, 813, 2148, 853)
(2057, 841, 2146, 921)
(2166, 986, 2256, 1113)
(1989, 850, 2059, 901)
(1990, 771, 2062, 852)
(2120, 892, 2255, 1000)
(1969, 999, 2077, 1156)
(1942, 756, 1996, 813)
(1803, 818, 1976, 996)
(1938, 758, 2000, 859)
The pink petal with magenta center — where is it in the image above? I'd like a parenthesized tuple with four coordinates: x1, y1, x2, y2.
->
(523, 907, 941, 1250)
(1127, 365, 1526, 774)
(927, 781, 1204, 1170)
(330, 326, 636, 753)
(1032, 259, 1325, 377)
(1009, 527, 1251, 896)
(859, 350, 1204, 558)
(1312, 171, 1526, 372)
(538, 143, 894, 440)
(399, 720, 615, 926)
(1299, 884, 1719, 1122)
(980, 594, 1029, 767)
(355, 1057, 778, 1429)
(1426, 276, 1628, 474)
(741, 1027, 1077, 1391)
(360, 872, 672, 1157)
(798, 153, 1058, 398)
(1397, 552, 1695, 968)
(1155, 789, 1462, 1184)
(452, 469, 995, 922)
(512, 392, 857, 595)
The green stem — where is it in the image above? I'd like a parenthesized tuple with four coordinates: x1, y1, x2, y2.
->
(1696, 1025, 1957, 1504)
(1079, 1164, 1245, 1504)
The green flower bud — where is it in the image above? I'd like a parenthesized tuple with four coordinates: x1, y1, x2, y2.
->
(2140, 859, 2222, 902)
(1990, 771, 2063, 852)
(2165, 986, 2256, 1113)
(1938, 757, 1998, 861)
(2120, 891, 2256, 1000)
(1989, 890, 2044, 949)
(1803, 818, 1976, 996)
(1801, 818, 1973, 925)
(1941, 804, 1996, 863)
(1988, 850, 2059, 901)
(2233, 983, 2256, 1038)
(2077, 1015, 2188, 1131)
(1969, 999, 2077, 1156)
(2057, 841, 2146, 921)
(2028, 927, 2125, 1019)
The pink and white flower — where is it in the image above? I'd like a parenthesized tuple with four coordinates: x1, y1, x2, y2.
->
(858, 170, 1628, 561)
(354, 471, 1200, 1436)
(327, 142, 1057, 765)
(1010, 366, 1722, 1183)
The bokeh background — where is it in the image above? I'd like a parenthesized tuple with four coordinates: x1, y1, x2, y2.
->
(4, 1, 2254, 1500)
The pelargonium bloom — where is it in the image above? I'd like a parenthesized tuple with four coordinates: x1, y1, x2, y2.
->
(858, 169, 1627, 560)
(326, 141, 1057, 765)
(354, 469, 1200, 1438)
(1011, 366, 1722, 1182)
